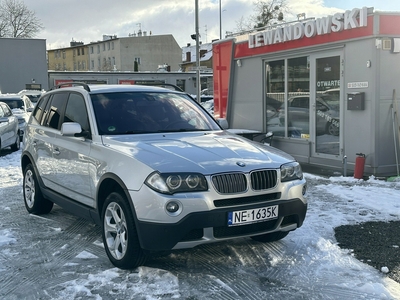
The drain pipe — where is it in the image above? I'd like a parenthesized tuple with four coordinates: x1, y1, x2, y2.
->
(342, 155, 347, 177)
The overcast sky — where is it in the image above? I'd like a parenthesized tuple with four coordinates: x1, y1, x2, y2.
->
(22, 0, 400, 49)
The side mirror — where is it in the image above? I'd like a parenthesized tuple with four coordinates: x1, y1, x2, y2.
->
(265, 131, 274, 139)
(217, 118, 229, 129)
(61, 122, 83, 136)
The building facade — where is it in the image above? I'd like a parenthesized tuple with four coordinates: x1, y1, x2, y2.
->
(48, 34, 182, 72)
(180, 42, 213, 72)
(47, 41, 88, 71)
(48, 71, 213, 96)
(0, 38, 48, 93)
(213, 7, 400, 177)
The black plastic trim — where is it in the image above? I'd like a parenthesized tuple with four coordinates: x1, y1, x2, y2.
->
(136, 198, 307, 252)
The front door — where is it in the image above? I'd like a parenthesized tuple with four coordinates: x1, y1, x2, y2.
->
(311, 53, 342, 158)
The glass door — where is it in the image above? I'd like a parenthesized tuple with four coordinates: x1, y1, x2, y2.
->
(312, 54, 342, 157)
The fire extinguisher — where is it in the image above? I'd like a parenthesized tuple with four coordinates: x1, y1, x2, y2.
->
(354, 153, 366, 179)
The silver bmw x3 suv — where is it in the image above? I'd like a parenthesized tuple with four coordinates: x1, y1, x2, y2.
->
(21, 83, 307, 269)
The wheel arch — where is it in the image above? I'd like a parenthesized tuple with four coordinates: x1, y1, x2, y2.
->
(21, 152, 35, 174)
(96, 173, 137, 224)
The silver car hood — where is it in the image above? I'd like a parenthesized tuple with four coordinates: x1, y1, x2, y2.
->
(101, 131, 294, 174)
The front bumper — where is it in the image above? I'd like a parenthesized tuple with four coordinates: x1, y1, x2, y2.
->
(136, 198, 307, 252)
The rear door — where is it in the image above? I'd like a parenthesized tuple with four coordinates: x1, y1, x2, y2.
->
(29, 94, 61, 186)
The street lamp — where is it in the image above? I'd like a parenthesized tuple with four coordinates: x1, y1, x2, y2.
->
(195, 0, 201, 102)
(219, 0, 222, 40)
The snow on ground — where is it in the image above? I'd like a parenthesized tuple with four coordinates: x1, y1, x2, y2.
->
(1, 147, 400, 299)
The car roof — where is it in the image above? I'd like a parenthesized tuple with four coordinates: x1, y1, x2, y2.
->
(18, 89, 43, 95)
(48, 83, 185, 95)
(87, 84, 180, 94)
(0, 94, 22, 100)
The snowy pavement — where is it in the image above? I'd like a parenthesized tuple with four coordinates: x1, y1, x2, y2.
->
(1, 147, 400, 299)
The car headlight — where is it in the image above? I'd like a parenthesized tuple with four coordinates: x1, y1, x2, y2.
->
(280, 162, 303, 182)
(145, 172, 208, 194)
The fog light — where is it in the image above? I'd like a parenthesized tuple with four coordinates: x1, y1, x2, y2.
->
(166, 201, 180, 213)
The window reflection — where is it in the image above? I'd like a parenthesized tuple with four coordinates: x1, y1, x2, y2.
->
(315, 56, 340, 155)
(265, 60, 285, 136)
(266, 57, 310, 138)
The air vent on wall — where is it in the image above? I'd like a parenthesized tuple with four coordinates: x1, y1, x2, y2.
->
(382, 39, 392, 51)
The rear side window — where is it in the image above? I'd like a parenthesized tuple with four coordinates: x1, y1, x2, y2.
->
(33, 95, 50, 122)
(0, 105, 4, 117)
(292, 97, 309, 108)
(44, 93, 68, 129)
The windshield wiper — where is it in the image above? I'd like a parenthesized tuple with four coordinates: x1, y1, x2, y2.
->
(157, 128, 211, 133)
(123, 130, 155, 134)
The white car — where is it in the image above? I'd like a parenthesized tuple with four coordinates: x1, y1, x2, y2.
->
(18, 89, 44, 105)
(21, 83, 307, 269)
(0, 94, 34, 141)
(0, 101, 20, 153)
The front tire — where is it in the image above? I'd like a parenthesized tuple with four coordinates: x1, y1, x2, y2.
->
(251, 231, 289, 243)
(102, 192, 147, 269)
(23, 164, 53, 214)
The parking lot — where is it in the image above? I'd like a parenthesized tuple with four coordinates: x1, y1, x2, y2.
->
(1, 148, 400, 299)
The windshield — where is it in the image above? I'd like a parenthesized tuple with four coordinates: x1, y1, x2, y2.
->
(91, 92, 220, 135)
(1, 99, 24, 109)
(320, 94, 339, 109)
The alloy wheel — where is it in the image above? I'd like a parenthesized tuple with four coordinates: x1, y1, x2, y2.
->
(104, 202, 128, 260)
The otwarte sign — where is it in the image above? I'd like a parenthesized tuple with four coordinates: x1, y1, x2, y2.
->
(249, 7, 368, 48)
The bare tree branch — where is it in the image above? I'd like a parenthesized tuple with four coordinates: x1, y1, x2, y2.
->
(252, 0, 287, 28)
(235, 16, 253, 32)
(235, 0, 288, 33)
(0, 0, 44, 38)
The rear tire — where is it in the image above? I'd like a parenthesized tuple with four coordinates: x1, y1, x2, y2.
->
(10, 135, 20, 152)
(326, 121, 339, 136)
(102, 191, 147, 269)
(23, 164, 53, 214)
(251, 231, 289, 243)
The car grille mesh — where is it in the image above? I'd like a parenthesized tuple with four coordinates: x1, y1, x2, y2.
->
(250, 170, 277, 190)
(212, 173, 247, 194)
(212, 170, 277, 194)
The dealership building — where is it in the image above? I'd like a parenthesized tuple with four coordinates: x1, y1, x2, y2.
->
(213, 7, 400, 177)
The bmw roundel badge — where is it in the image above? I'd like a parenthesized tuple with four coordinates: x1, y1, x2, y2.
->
(236, 161, 246, 167)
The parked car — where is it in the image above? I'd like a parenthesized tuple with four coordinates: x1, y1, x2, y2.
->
(0, 94, 34, 141)
(278, 95, 339, 136)
(21, 83, 307, 269)
(18, 89, 44, 105)
(0, 101, 20, 153)
(322, 88, 340, 101)
(201, 99, 214, 115)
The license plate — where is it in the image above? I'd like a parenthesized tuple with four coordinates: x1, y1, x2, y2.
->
(228, 205, 278, 226)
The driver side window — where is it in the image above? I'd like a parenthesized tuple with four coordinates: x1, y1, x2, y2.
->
(64, 93, 90, 134)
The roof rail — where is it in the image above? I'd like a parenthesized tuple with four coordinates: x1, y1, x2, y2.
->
(137, 82, 184, 92)
(51, 82, 91, 92)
